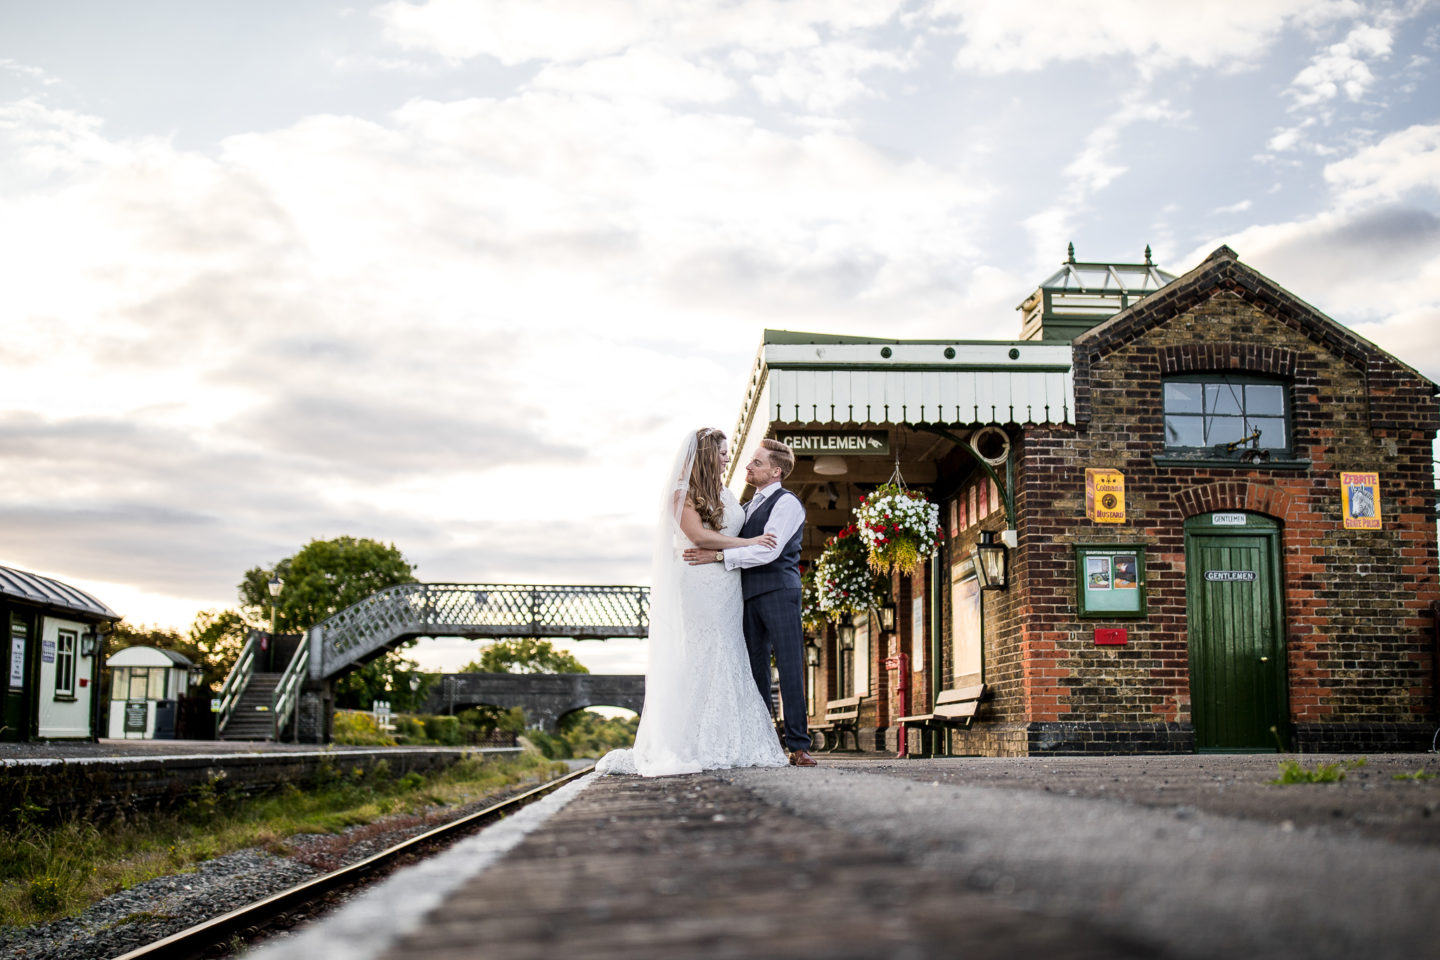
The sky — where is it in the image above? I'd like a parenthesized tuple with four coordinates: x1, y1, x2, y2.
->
(2, 0, 1438, 676)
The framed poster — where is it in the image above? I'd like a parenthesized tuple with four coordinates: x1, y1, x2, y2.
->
(1076, 545, 1147, 618)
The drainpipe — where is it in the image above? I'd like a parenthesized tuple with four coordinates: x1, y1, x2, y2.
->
(884, 652, 909, 758)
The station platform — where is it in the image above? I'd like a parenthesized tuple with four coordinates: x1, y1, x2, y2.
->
(250, 754, 1440, 960)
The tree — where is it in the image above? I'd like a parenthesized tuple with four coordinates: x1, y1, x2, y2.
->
(189, 609, 251, 688)
(240, 537, 421, 710)
(461, 638, 589, 675)
(239, 536, 417, 633)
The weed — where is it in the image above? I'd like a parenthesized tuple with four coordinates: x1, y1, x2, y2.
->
(1391, 769, 1437, 782)
(1271, 757, 1368, 785)
(27, 877, 64, 912)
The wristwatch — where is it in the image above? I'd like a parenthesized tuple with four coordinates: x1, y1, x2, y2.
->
(714, 551, 724, 562)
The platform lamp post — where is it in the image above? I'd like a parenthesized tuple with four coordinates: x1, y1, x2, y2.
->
(268, 574, 283, 635)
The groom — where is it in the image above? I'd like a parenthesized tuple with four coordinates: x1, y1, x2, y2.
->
(685, 438, 815, 766)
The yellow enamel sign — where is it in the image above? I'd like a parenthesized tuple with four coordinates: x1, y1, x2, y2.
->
(1341, 472, 1381, 530)
(1086, 468, 1126, 524)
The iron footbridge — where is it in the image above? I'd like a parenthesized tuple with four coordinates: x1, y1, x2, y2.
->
(309, 583, 649, 680)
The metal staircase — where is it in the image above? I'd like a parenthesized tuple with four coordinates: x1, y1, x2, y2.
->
(215, 631, 310, 741)
(309, 583, 650, 681)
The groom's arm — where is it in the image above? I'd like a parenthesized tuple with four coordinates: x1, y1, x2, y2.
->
(721, 497, 804, 570)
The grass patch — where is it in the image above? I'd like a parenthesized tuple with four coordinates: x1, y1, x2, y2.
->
(1270, 756, 1367, 785)
(1391, 768, 1437, 782)
(0, 752, 566, 928)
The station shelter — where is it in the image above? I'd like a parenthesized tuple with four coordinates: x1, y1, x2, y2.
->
(725, 246, 1439, 756)
(1, 564, 120, 742)
(105, 645, 206, 739)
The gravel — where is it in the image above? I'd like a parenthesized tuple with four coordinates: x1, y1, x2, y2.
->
(0, 850, 318, 960)
(0, 770, 578, 960)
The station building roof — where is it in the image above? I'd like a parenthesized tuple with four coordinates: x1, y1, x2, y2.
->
(0, 564, 120, 622)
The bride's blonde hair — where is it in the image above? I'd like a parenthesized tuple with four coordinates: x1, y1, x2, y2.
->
(688, 428, 727, 530)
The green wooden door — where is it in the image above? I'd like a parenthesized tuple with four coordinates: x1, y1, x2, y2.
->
(1185, 514, 1286, 750)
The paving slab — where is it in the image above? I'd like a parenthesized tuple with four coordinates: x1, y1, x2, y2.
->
(377, 773, 1157, 960)
(728, 757, 1440, 960)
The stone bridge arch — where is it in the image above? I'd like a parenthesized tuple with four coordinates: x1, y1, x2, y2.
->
(423, 673, 645, 732)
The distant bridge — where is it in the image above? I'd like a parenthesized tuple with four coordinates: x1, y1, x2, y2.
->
(308, 583, 649, 681)
(424, 672, 645, 732)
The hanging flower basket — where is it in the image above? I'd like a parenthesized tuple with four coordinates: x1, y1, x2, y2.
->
(800, 568, 827, 635)
(815, 525, 885, 622)
(856, 483, 942, 575)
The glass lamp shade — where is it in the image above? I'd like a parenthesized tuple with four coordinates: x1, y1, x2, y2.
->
(878, 603, 897, 632)
(813, 455, 848, 476)
(268, 574, 283, 599)
(837, 620, 857, 650)
(973, 530, 1009, 590)
(805, 643, 820, 667)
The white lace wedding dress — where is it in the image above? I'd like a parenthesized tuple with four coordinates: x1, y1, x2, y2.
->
(597, 488, 789, 776)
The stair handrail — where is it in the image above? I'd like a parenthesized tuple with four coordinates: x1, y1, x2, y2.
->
(215, 632, 259, 735)
(271, 632, 310, 741)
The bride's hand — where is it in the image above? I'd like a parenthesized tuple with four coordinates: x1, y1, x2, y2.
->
(752, 532, 778, 548)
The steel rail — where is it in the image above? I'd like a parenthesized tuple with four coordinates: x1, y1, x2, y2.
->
(113, 764, 595, 960)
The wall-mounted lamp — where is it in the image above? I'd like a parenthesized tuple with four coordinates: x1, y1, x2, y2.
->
(878, 602, 897, 633)
(813, 455, 848, 476)
(837, 620, 857, 650)
(805, 642, 820, 667)
(80, 629, 98, 657)
(973, 530, 1009, 590)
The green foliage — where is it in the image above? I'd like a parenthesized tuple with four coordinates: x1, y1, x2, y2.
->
(187, 609, 252, 688)
(331, 711, 396, 747)
(462, 638, 589, 675)
(1271, 757, 1367, 784)
(240, 537, 417, 633)
(523, 710, 638, 759)
(422, 716, 463, 745)
(334, 653, 432, 711)
(1391, 768, 1437, 782)
(0, 753, 565, 926)
(557, 710, 639, 757)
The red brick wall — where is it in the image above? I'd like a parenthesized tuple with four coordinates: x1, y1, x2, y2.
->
(1014, 274, 1438, 749)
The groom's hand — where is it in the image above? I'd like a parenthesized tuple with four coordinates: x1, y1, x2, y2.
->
(683, 547, 719, 565)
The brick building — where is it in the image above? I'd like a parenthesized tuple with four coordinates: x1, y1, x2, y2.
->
(726, 246, 1439, 755)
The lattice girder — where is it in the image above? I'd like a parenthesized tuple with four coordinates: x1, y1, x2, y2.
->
(310, 583, 649, 680)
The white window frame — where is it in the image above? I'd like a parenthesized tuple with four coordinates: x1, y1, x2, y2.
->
(54, 629, 76, 698)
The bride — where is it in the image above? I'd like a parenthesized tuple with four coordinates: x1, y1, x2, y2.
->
(597, 428, 790, 776)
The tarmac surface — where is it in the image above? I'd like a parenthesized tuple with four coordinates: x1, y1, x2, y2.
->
(247, 751, 1440, 960)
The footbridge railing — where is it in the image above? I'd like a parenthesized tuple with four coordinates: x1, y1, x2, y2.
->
(309, 583, 649, 681)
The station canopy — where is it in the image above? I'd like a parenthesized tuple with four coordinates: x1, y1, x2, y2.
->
(0, 564, 120, 621)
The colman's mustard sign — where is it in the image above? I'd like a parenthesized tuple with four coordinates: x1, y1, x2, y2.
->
(1086, 468, 1126, 524)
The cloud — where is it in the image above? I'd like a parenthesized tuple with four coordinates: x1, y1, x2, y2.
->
(1287, 21, 1393, 107)
(376, 0, 906, 65)
(531, 47, 737, 102)
(1323, 122, 1440, 207)
(928, 0, 1361, 76)
(1211, 199, 1255, 216)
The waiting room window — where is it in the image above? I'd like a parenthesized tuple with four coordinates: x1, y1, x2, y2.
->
(54, 630, 76, 697)
(1163, 375, 1290, 456)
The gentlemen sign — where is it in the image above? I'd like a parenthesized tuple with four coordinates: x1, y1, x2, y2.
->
(779, 431, 889, 456)
(1205, 570, 1257, 582)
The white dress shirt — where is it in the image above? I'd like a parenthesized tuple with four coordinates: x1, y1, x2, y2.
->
(723, 483, 805, 571)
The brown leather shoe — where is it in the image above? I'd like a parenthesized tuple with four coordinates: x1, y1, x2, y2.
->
(788, 750, 817, 767)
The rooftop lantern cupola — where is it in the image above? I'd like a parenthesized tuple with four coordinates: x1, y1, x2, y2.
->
(1017, 243, 1176, 341)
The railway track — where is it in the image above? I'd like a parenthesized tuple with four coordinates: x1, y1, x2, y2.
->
(112, 764, 595, 960)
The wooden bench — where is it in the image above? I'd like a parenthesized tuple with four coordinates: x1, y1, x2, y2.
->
(896, 684, 987, 729)
(816, 696, 861, 751)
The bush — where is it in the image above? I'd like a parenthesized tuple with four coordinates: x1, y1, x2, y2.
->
(392, 715, 426, 743)
(331, 710, 396, 746)
(422, 715, 462, 746)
